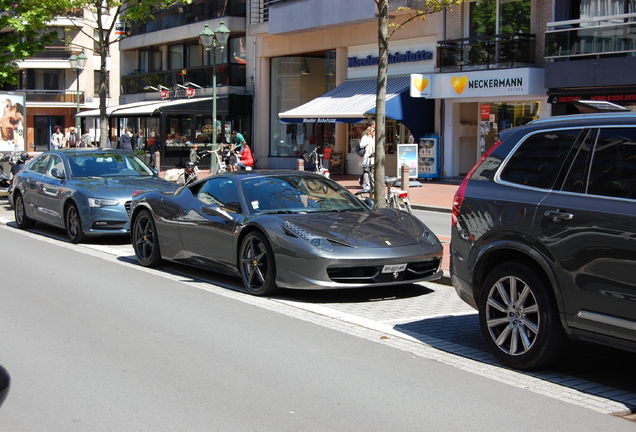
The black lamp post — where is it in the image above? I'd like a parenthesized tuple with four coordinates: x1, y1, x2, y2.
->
(68, 51, 87, 133)
(199, 21, 230, 174)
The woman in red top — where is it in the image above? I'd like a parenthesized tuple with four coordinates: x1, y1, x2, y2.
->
(237, 143, 254, 169)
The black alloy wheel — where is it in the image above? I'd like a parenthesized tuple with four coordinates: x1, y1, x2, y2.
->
(14, 193, 35, 229)
(65, 202, 87, 243)
(239, 231, 278, 296)
(132, 209, 162, 267)
(478, 262, 568, 370)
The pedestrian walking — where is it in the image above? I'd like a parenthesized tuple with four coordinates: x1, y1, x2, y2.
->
(50, 126, 63, 150)
(63, 126, 79, 148)
(118, 128, 133, 151)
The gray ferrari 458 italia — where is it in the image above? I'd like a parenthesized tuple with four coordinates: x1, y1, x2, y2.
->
(129, 170, 443, 296)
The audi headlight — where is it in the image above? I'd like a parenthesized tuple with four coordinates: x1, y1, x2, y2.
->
(88, 198, 121, 208)
(282, 220, 334, 252)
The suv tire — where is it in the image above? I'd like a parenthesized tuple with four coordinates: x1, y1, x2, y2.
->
(478, 262, 568, 370)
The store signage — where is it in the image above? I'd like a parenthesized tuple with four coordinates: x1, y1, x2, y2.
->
(410, 74, 432, 98)
(160, 88, 196, 99)
(302, 118, 338, 123)
(347, 37, 437, 79)
(434, 68, 545, 98)
(548, 93, 636, 104)
(348, 50, 433, 68)
(481, 104, 490, 120)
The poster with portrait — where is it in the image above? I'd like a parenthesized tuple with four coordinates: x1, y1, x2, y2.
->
(0, 92, 26, 152)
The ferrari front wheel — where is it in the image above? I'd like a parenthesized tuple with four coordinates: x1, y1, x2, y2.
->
(132, 209, 162, 267)
(239, 231, 278, 296)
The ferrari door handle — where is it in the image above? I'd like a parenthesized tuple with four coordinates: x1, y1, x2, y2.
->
(544, 210, 573, 222)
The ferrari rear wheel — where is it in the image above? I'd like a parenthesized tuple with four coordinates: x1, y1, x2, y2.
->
(239, 231, 278, 296)
(132, 209, 162, 267)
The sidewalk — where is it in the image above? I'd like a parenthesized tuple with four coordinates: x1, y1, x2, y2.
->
(329, 174, 459, 213)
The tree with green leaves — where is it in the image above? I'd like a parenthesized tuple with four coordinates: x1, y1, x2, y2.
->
(373, 0, 464, 207)
(0, 1, 58, 86)
(42, 0, 190, 147)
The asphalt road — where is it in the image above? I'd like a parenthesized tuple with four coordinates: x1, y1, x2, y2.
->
(1, 225, 635, 431)
(0, 197, 636, 429)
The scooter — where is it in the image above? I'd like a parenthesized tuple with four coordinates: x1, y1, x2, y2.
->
(2, 152, 31, 208)
(164, 161, 199, 186)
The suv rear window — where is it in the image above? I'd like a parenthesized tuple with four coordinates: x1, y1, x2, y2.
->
(499, 129, 581, 189)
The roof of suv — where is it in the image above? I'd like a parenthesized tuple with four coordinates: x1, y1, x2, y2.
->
(528, 111, 636, 126)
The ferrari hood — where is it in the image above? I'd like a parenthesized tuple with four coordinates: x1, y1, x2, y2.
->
(279, 210, 428, 248)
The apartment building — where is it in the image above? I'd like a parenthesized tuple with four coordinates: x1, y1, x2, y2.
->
(545, 0, 636, 114)
(109, 0, 251, 169)
(247, 0, 553, 177)
(10, 8, 118, 152)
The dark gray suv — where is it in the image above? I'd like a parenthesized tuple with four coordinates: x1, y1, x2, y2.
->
(450, 112, 636, 370)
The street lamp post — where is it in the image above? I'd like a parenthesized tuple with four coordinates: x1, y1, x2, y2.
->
(199, 21, 230, 174)
(68, 51, 87, 133)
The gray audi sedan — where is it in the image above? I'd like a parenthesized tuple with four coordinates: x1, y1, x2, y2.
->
(11, 148, 179, 243)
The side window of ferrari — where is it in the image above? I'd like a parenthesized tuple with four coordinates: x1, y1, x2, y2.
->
(197, 178, 240, 211)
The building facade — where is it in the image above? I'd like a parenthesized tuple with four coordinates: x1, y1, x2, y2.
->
(10, 8, 119, 152)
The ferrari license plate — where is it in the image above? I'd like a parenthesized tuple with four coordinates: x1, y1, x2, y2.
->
(382, 263, 407, 273)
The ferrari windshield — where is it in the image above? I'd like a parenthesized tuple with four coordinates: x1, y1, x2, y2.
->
(67, 153, 155, 178)
(241, 175, 368, 214)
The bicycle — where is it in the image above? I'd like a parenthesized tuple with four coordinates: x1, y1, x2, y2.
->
(355, 161, 412, 213)
(303, 147, 330, 178)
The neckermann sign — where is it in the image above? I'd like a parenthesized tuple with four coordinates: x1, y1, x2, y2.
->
(347, 37, 436, 80)
(431, 68, 546, 99)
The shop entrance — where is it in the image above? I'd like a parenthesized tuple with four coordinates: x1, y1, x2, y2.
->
(456, 101, 540, 176)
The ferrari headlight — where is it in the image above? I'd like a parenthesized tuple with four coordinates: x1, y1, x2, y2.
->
(88, 198, 121, 208)
(420, 226, 439, 244)
(282, 220, 334, 252)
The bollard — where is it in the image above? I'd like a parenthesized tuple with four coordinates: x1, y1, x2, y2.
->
(297, 158, 304, 171)
(155, 151, 161, 173)
(401, 164, 410, 194)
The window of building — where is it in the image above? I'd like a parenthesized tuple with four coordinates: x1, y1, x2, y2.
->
(140, 50, 162, 73)
(169, 45, 184, 70)
(26, 69, 63, 90)
(469, 0, 531, 36)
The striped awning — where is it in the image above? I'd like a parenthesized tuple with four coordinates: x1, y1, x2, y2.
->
(278, 76, 411, 123)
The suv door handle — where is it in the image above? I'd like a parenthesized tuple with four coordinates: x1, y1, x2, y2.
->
(544, 210, 573, 222)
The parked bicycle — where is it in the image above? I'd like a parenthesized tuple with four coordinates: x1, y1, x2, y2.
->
(355, 159, 412, 213)
(303, 147, 330, 178)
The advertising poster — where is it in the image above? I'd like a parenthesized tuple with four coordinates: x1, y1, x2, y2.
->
(418, 136, 439, 179)
(328, 152, 344, 175)
(0, 92, 26, 152)
(397, 144, 418, 178)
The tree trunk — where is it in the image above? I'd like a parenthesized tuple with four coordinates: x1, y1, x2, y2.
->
(374, 0, 389, 208)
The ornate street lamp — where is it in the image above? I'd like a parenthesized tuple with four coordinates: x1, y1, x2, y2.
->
(68, 50, 87, 133)
(199, 21, 230, 174)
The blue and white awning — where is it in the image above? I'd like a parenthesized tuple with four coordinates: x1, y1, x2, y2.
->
(278, 76, 411, 124)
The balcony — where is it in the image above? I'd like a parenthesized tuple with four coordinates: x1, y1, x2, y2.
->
(31, 46, 71, 60)
(131, 0, 246, 35)
(23, 90, 84, 104)
(546, 13, 636, 60)
(120, 64, 246, 95)
(437, 33, 536, 72)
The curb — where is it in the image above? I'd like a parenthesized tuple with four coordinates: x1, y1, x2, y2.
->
(411, 204, 452, 213)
